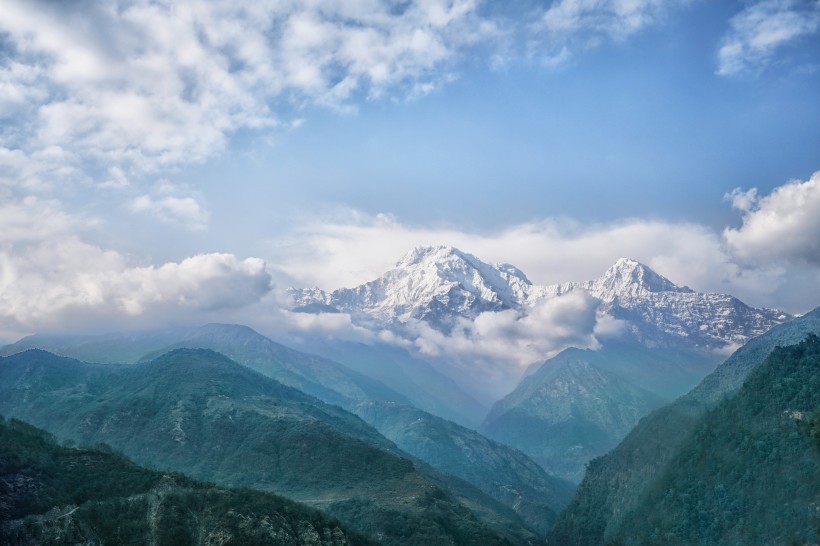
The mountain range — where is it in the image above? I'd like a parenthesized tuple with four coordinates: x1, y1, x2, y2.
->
(0, 348, 533, 545)
(292, 246, 789, 480)
(290, 246, 789, 351)
(0, 322, 574, 530)
(1, 244, 811, 544)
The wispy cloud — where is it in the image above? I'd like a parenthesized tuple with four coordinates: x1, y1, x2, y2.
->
(717, 0, 820, 76)
(540, 0, 680, 40)
(531, 0, 689, 64)
(129, 195, 209, 231)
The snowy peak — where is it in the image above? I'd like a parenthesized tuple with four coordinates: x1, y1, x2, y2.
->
(589, 258, 692, 302)
(290, 245, 531, 328)
(391, 246, 493, 290)
(392, 246, 523, 295)
(395, 245, 466, 268)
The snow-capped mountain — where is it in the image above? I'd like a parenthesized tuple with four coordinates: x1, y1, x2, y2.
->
(291, 245, 532, 330)
(533, 257, 790, 348)
(289, 246, 790, 350)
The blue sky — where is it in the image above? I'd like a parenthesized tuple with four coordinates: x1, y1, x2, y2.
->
(1, 0, 819, 340)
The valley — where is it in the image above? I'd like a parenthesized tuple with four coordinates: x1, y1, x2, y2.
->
(3, 247, 815, 544)
(4, 4, 818, 542)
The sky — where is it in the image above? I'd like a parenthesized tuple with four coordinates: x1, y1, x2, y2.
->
(1, 0, 820, 348)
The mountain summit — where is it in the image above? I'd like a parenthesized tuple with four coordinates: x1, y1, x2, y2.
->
(589, 257, 692, 299)
(292, 245, 531, 330)
(290, 247, 790, 350)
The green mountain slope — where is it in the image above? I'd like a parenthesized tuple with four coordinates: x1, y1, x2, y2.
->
(353, 401, 575, 535)
(551, 306, 820, 545)
(1, 323, 576, 539)
(483, 347, 669, 482)
(1, 324, 410, 410)
(0, 349, 513, 545)
(0, 416, 374, 545)
(613, 335, 820, 544)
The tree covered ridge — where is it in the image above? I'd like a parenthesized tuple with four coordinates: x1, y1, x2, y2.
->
(0, 348, 523, 545)
(558, 335, 820, 545)
(550, 309, 820, 545)
(0, 415, 376, 545)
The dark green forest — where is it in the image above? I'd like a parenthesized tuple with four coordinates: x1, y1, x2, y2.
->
(553, 332, 820, 545)
(0, 416, 374, 545)
(0, 348, 517, 545)
(616, 335, 820, 545)
(551, 307, 820, 545)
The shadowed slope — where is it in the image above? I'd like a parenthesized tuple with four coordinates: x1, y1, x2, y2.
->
(0, 349, 513, 545)
(551, 306, 820, 545)
(0, 417, 375, 545)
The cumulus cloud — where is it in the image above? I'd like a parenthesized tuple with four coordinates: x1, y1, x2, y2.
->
(297, 291, 602, 400)
(274, 208, 727, 293)
(410, 291, 599, 365)
(717, 0, 820, 76)
(724, 170, 820, 265)
(0, 196, 272, 338)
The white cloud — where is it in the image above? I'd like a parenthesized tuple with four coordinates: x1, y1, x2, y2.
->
(0, 195, 272, 338)
(411, 291, 600, 366)
(100, 166, 130, 189)
(272, 187, 820, 315)
(0, 146, 88, 192)
(273, 208, 721, 291)
(724, 186, 759, 213)
(541, 0, 677, 39)
(274, 307, 382, 345)
(0, 0, 493, 183)
(717, 0, 820, 76)
(297, 290, 602, 400)
(724, 170, 820, 265)
(531, 0, 688, 63)
(0, 195, 80, 243)
(129, 194, 209, 231)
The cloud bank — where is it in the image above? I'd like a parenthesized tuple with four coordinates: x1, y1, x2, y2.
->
(407, 291, 603, 397)
(275, 171, 820, 316)
(265, 172, 820, 396)
(0, 196, 271, 338)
